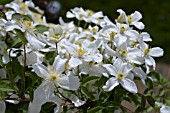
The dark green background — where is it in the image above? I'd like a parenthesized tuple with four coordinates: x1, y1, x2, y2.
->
(58, 0, 170, 64)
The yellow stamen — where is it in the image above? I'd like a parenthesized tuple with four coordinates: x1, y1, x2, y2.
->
(118, 72, 124, 80)
(86, 10, 94, 16)
(127, 15, 133, 24)
(78, 48, 85, 57)
(50, 73, 58, 80)
(121, 50, 126, 57)
(144, 48, 150, 55)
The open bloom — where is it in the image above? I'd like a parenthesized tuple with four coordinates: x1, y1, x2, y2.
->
(103, 58, 137, 93)
(28, 55, 80, 113)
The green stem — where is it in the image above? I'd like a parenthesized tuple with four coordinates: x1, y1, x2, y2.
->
(21, 44, 26, 98)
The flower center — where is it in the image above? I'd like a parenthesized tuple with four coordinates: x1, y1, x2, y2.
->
(120, 26, 127, 34)
(50, 73, 58, 80)
(86, 10, 94, 16)
(53, 34, 61, 39)
(127, 15, 133, 24)
(121, 49, 126, 57)
(144, 48, 150, 55)
(78, 48, 85, 57)
(109, 32, 115, 40)
(118, 72, 125, 80)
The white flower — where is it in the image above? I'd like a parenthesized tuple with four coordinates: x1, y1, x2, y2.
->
(117, 9, 145, 30)
(103, 58, 137, 93)
(63, 39, 102, 68)
(139, 40, 164, 72)
(28, 55, 80, 112)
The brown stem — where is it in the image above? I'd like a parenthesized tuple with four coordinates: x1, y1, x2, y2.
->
(0, 98, 30, 102)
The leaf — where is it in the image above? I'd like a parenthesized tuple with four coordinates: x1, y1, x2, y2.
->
(35, 25, 49, 33)
(146, 96, 155, 108)
(81, 86, 95, 101)
(15, 29, 27, 44)
(12, 13, 32, 21)
(10, 36, 22, 48)
(82, 76, 99, 85)
(87, 106, 104, 113)
(0, 0, 13, 5)
(0, 80, 14, 92)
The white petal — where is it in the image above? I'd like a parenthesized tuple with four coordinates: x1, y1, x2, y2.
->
(131, 11, 142, 22)
(53, 55, 67, 75)
(58, 76, 80, 90)
(160, 105, 170, 113)
(142, 32, 152, 42)
(66, 11, 75, 18)
(92, 53, 103, 63)
(32, 63, 50, 79)
(149, 47, 164, 57)
(2, 55, 10, 64)
(68, 57, 82, 68)
(28, 102, 42, 113)
(26, 32, 46, 50)
(103, 64, 117, 76)
(48, 96, 62, 113)
(133, 67, 146, 80)
(103, 77, 119, 92)
(33, 81, 54, 104)
(0, 101, 6, 113)
(70, 94, 86, 107)
(145, 56, 156, 68)
(133, 22, 145, 30)
(104, 44, 116, 56)
(120, 78, 138, 93)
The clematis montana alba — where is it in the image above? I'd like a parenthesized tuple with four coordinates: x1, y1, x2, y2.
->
(103, 58, 137, 93)
(0, 0, 167, 112)
(28, 55, 80, 113)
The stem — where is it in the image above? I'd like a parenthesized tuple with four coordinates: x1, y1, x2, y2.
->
(0, 98, 30, 102)
(21, 45, 26, 98)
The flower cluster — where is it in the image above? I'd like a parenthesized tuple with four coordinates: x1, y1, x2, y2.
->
(0, 0, 167, 113)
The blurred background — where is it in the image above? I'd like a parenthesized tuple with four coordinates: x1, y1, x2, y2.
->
(33, 0, 170, 64)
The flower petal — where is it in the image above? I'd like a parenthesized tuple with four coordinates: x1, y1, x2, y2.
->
(28, 102, 42, 113)
(149, 47, 164, 57)
(33, 81, 54, 104)
(70, 94, 86, 107)
(0, 101, 6, 113)
(53, 55, 67, 75)
(133, 22, 145, 30)
(69, 57, 82, 68)
(58, 76, 80, 90)
(120, 78, 138, 93)
(103, 64, 117, 77)
(32, 63, 50, 79)
(103, 77, 119, 92)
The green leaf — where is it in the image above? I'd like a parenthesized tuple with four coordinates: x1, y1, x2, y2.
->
(10, 36, 22, 48)
(146, 96, 155, 108)
(35, 25, 49, 33)
(0, 80, 14, 92)
(82, 76, 99, 85)
(15, 29, 27, 44)
(87, 106, 104, 113)
(12, 13, 32, 21)
(81, 86, 95, 101)
(145, 77, 153, 89)
(0, 0, 13, 5)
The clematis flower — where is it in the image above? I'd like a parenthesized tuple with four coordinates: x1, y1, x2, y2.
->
(28, 55, 80, 112)
(117, 9, 145, 30)
(103, 58, 137, 93)
(139, 40, 164, 72)
(63, 39, 102, 68)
